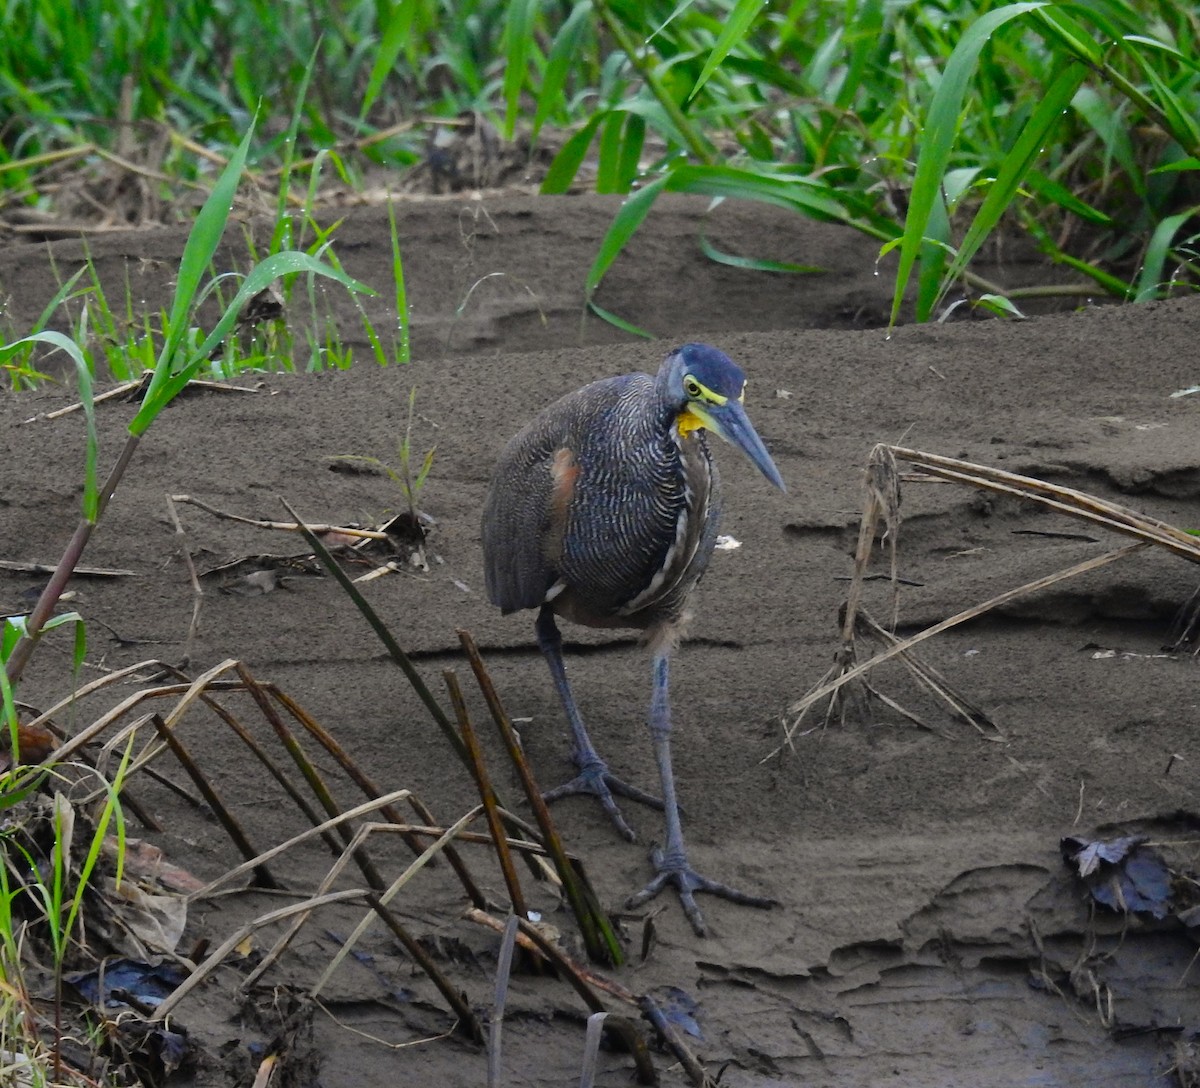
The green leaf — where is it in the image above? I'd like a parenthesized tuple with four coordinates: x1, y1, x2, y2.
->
(1134, 208, 1200, 301)
(533, 1, 593, 142)
(361, 4, 414, 121)
(587, 300, 654, 338)
(142, 123, 257, 413)
(130, 253, 373, 435)
(585, 174, 670, 299)
(689, 0, 766, 101)
(502, 0, 538, 141)
(1031, 6, 1103, 66)
(1023, 170, 1114, 225)
(1151, 158, 1200, 175)
(0, 332, 98, 520)
(541, 113, 606, 193)
(699, 234, 827, 274)
(936, 61, 1087, 312)
(890, 1, 1047, 328)
(975, 293, 1028, 318)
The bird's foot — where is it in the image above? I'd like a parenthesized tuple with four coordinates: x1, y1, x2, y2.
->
(625, 844, 776, 937)
(542, 759, 663, 842)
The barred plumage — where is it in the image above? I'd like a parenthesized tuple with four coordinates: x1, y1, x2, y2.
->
(482, 368, 719, 629)
(481, 343, 785, 937)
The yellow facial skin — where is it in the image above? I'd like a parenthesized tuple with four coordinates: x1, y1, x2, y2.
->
(675, 375, 744, 438)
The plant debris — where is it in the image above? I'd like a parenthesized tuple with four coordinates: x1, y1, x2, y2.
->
(1062, 833, 1173, 919)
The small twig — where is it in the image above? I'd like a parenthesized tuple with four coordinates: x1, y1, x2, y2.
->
(174, 494, 388, 540)
(164, 495, 204, 662)
(0, 561, 137, 577)
(35, 379, 260, 422)
(776, 543, 1145, 755)
(855, 609, 997, 736)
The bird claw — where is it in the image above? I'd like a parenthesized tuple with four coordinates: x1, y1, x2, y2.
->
(625, 844, 776, 937)
(542, 760, 663, 843)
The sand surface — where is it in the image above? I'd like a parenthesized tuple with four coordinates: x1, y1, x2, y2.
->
(2, 193, 1198, 1086)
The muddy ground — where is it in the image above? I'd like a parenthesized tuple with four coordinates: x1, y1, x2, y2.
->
(2, 192, 1199, 1087)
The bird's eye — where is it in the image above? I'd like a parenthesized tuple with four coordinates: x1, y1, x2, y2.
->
(683, 376, 702, 398)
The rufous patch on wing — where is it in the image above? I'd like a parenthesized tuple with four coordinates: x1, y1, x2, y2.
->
(544, 447, 580, 565)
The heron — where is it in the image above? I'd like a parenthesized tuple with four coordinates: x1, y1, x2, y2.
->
(481, 343, 785, 935)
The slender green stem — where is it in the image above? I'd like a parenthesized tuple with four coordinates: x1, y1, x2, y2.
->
(591, 0, 715, 165)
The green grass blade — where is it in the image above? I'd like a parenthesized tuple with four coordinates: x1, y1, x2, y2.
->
(890, 1, 1047, 328)
(1125, 50, 1200, 154)
(0, 332, 98, 520)
(586, 301, 654, 338)
(388, 198, 410, 364)
(533, 1, 593, 142)
(699, 234, 827, 273)
(541, 113, 606, 193)
(689, 0, 766, 101)
(596, 112, 625, 194)
(1071, 85, 1145, 199)
(616, 114, 645, 191)
(1134, 208, 1199, 301)
(1030, 6, 1103, 66)
(937, 60, 1087, 311)
(1027, 220, 1134, 297)
(130, 253, 374, 434)
(585, 173, 670, 299)
(835, 0, 885, 111)
(143, 123, 256, 411)
(1023, 171, 1114, 225)
(502, 0, 538, 141)
(361, 4, 414, 122)
(274, 43, 321, 241)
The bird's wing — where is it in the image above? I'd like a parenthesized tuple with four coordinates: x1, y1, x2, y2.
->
(482, 377, 631, 614)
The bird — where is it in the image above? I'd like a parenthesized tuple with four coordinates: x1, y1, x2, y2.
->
(481, 343, 785, 936)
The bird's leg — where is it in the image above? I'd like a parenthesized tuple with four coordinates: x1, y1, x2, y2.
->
(625, 651, 776, 936)
(535, 606, 662, 842)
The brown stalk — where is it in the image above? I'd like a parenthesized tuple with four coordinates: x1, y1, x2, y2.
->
(147, 712, 280, 889)
(402, 791, 488, 907)
(193, 791, 415, 901)
(444, 669, 528, 919)
(275, 681, 490, 905)
(197, 685, 349, 860)
(233, 663, 391, 895)
(5, 433, 142, 685)
(195, 803, 484, 1039)
(305, 809, 486, 1040)
(270, 684, 491, 903)
(456, 629, 622, 966)
(279, 498, 467, 763)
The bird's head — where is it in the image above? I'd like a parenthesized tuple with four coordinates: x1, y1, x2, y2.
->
(661, 343, 786, 492)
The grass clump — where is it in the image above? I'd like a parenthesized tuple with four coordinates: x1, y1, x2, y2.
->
(4, 2, 1200, 322)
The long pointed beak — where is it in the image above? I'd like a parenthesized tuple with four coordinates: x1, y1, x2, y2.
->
(699, 401, 786, 492)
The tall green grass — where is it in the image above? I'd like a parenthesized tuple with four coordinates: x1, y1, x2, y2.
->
(2, 1, 1198, 322)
